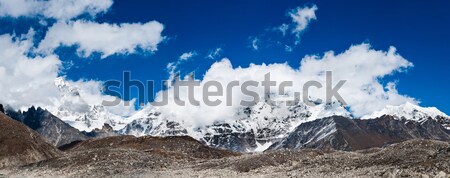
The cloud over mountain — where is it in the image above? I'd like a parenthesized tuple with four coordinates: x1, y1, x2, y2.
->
(0, 30, 61, 109)
(0, 0, 440, 132)
(149, 43, 415, 128)
(0, 30, 136, 118)
(0, 0, 158, 118)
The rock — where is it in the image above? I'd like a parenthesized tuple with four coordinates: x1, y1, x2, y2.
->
(0, 113, 61, 168)
(5, 106, 89, 147)
(269, 115, 450, 151)
(434, 171, 448, 178)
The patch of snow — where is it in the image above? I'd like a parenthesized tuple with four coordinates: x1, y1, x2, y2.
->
(362, 102, 448, 123)
(253, 141, 273, 152)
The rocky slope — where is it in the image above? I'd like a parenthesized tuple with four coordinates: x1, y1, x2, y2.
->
(0, 113, 61, 168)
(5, 106, 89, 147)
(4, 139, 450, 177)
(6, 135, 238, 177)
(269, 115, 450, 151)
(64, 135, 238, 159)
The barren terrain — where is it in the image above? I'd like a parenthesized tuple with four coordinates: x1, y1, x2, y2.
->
(2, 139, 449, 178)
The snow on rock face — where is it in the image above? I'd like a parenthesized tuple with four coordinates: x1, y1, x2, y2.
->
(117, 100, 450, 152)
(51, 78, 133, 132)
(362, 102, 449, 123)
(50, 78, 450, 152)
(120, 100, 351, 152)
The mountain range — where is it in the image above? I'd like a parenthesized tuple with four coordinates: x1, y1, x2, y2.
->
(1, 94, 450, 176)
(2, 101, 449, 153)
(1, 78, 449, 153)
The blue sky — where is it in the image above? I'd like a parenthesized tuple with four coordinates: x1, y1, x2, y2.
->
(1, 0, 449, 114)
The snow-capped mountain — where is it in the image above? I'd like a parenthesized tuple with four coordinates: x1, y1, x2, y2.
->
(43, 78, 450, 152)
(120, 101, 351, 152)
(51, 78, 133, 132)
(362, 102, 450, 129)
(269, 115, 450, 151)
(119, 100, 450, 152)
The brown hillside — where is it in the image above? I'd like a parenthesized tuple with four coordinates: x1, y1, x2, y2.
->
(0, 113, 61, 168)
(65, 135, 239, 159)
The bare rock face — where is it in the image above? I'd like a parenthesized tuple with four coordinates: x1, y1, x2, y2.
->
(82, 123, 120, 138)
(0, 104, 4, 114)
(0, 113, 61, 168)
(269, 115, 450, 151)
(5, 106, 89, 147)
(202, 122, 258, 152)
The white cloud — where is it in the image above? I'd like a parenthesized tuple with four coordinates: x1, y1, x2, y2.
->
(0, 0, 113, 21)
(0, 30, 135, 117)
(298, 44, 415, 116)
(179, 51, 197, 61)
(251, 5, 318, 52)
(60, 79, 137, 116)
(206, 48, 222, 59)
(149, 43, 415, 128)
(0, 30, 61, 109)
(289, 4, 318, 36)
(0, 0, 151, 123)
(38, 20, 165, 58)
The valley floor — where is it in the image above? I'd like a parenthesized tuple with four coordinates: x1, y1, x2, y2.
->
(2, 139, 450, 178)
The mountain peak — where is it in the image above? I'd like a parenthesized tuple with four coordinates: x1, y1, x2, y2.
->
(120, 101, 352, 152)
(362, 102, 449, 122)
(50, 78, 133, 132)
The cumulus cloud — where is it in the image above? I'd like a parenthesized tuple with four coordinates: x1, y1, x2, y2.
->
(149, 43, 415, 127)
(298, 44, 414, 116)
(0, 0, 153, 122)
(0, 0, 113, 21)
(0, 30, 61, 109)
(38, 20, 165, 58)
(0, 30, 135, 117)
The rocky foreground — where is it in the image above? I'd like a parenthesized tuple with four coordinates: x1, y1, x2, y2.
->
(0, 138, 448, 178)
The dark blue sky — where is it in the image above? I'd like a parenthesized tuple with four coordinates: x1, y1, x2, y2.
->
(9, 0, 448, 113)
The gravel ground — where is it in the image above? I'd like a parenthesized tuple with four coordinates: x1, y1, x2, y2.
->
(2, 139, 450, 178)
